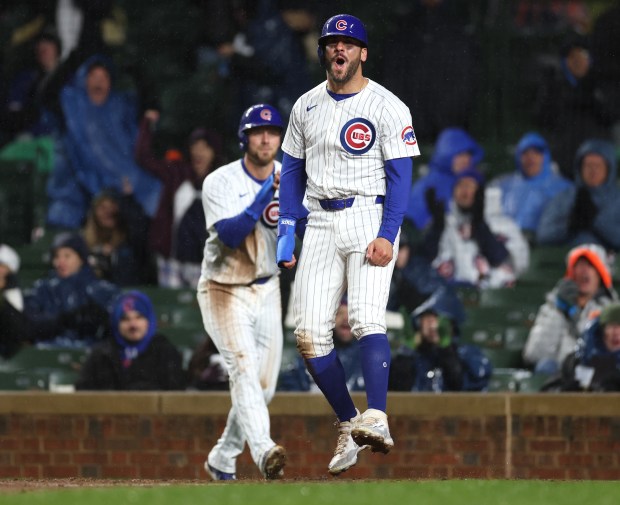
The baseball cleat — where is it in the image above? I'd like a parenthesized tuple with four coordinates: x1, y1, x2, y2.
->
(328, 409, 369, 475)
(261, 445, 286, 480)
(205, 461, 236, 481)
(351, 408, 394, 454)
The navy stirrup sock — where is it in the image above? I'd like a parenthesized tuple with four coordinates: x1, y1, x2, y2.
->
(306, 350, 357, 422)
(359, 333, 391, 412)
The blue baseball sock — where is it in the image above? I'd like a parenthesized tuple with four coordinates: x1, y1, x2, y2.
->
(305, 349, 357, 422)
(359, 333, 391, 412)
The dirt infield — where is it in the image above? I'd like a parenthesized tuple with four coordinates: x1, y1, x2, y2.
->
(0, 478, 207, 493)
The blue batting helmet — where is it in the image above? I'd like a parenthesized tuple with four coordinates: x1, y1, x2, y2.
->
(317, 14, 368, 66)
(238, 103, 284, 151)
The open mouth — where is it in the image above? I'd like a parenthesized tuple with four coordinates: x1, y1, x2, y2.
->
(333, 56, 346, 69)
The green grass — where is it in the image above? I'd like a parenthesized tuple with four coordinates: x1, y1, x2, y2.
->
(2, 480, 620, 505)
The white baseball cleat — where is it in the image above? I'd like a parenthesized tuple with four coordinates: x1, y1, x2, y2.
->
(261, 445, 286, 480)
(328, 409, 368, 475)
(350, 408, 394, 454)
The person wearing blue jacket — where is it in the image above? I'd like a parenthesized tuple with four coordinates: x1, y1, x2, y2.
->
(536, 139, 620, 251)
(405, 127, 484, 230)
(489, 132, 573, 234)
(23, 232, 120, 348)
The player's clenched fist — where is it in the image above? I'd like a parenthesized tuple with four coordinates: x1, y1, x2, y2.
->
(365, 238, 393, 267)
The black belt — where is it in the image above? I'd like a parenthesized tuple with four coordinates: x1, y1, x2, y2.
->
(318, 195, 384, 211)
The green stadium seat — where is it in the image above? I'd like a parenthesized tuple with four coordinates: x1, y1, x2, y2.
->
(4, 346, 89, 372)
(487, 368, 520, 392)
(0, 369, 49, 390)
(484, 348, 524, 368)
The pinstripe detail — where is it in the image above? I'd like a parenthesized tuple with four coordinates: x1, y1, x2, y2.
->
(197, 274, 282, 473)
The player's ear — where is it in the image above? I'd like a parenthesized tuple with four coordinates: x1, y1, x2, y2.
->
(361, 47, 368, 63)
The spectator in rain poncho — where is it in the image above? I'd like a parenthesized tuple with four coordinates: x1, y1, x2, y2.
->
(405, 127, 484, 230)
(489, 132, 572, 235)
(46, 55, 161, 229)
(536, 139, 620, 251)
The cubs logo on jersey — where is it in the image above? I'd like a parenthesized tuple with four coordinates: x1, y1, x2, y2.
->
(401, 126, 417, 146)
(340, 118, 376, 155)
(261, 199, 279, 228)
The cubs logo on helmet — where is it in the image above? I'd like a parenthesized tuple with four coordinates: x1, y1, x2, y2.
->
(262, 200, 279, 228)
(340, 118, 376, 155)
(401, 126, 417, 146)
(317, 14, 368, 68)
(238, 103, 283, 151)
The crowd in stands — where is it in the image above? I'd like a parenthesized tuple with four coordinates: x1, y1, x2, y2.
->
(1, 0, 620, 393)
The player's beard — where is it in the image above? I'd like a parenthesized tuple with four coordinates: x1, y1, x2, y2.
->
(245, 144, 277, 168)
(327, 54, 361, 85)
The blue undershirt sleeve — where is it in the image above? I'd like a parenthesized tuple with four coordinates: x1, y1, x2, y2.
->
(214, 212, 258, 250)
(279, 152, 307, 221)
(378, 157, 413, 244)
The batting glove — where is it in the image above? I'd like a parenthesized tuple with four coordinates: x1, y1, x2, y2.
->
(245, 174, 275, 220)
(277, 217, 296, 267)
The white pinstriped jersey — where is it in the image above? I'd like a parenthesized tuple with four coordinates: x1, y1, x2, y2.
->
(201, 159, 281, 284)
(282, 79, 420, 200)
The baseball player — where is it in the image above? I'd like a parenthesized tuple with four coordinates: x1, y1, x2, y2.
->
(277, 14, 420, 475)
(197, 104, 287, 480)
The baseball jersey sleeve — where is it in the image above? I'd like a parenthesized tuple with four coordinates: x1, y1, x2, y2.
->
(202, 173, 237, 228)
(379, 100, 420, 161)
(282, 100, 306, 159)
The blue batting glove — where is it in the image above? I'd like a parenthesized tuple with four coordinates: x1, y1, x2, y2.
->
(245, 174, 275, 220)
(277, 217, 296, 267)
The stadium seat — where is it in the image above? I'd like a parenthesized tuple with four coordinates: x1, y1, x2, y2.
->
(483, 348, 524, 368)
(0, 369, 49, 391)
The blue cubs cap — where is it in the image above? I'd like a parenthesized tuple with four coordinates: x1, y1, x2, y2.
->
(238, 103, 283, 151)
(318, 14, 368, 48)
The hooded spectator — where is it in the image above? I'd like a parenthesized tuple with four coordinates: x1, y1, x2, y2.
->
(536, 139, 620, 251)
(421, 168, 530, 289)
(75, 290, 186, 390)
(489, 132, 573, 235)
(46, 55, 161, 229)
(406, 127, 484, 230)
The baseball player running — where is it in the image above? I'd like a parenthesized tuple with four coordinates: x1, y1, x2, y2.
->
(198, 104, 287, 480)
(277, 14, 420, 475)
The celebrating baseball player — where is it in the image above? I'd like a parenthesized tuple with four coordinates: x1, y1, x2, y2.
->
(198, 104, 287, 481)
(277, 14, 420, 475)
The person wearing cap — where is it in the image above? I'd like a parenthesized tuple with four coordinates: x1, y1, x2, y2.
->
(523, 243, 618, 375)
(488, 132, 573, 236)
(419, 166, 530, 289)
(23, 232, 120, 348)
(135, 110, 224, 288)
(0, 244, 26, 359)
(75, 291, 185, 391)
(388, 286, 491, 392)
(536, 139, 620, 251)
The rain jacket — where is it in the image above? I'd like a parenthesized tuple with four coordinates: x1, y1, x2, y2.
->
(536, 139, 620, 250)
(489, 132, 572, 232)
(406, 128, 484, 229)
(46, 56, 161, 228)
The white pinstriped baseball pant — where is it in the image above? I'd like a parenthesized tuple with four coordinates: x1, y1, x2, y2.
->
(293, 196, 399, 359)
(197, 275, 282, 473)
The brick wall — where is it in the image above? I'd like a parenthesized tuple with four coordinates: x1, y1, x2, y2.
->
(0, 392, 619, 480)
